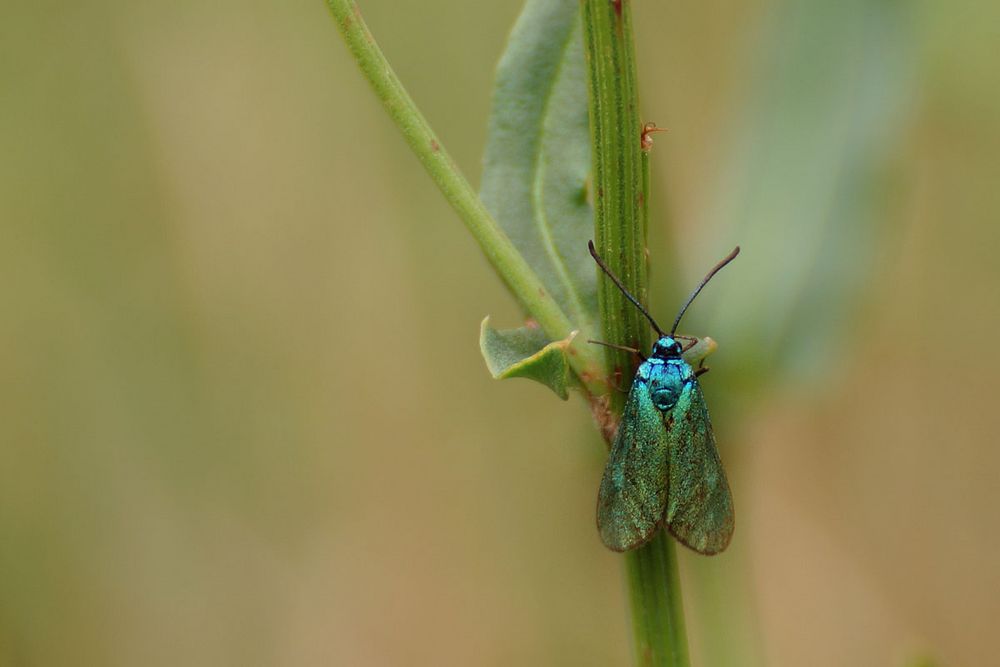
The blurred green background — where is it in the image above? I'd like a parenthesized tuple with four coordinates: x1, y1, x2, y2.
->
(2, 0, 998, 665)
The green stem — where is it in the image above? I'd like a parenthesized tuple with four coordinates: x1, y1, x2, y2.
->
(582, 1, 690, 665)
(325, 0, 606, 393)
(625, 532, 690, 667)
(582, 0, 649, 411)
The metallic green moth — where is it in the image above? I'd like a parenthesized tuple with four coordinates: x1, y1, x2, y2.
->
(588, 242, 739, 555)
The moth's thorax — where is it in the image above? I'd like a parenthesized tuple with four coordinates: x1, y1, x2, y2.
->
(637, 353, 694, 412)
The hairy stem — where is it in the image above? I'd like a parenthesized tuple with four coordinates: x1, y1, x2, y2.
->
(582, 1, 690, 665)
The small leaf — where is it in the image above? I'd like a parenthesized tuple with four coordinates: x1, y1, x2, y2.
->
(480, 317, 577, 400)
(481, 0, 595, 332)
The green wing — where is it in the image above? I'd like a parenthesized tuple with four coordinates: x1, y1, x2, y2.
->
(597, 380, 669, 552)
(664, 381, 734, 555)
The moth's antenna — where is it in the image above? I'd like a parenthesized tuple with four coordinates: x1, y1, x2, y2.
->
(588, 241, 665, 337)
(587, 340, 642, 356)
(670, 246, 740, 335)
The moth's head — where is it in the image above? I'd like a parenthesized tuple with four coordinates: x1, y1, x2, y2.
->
(651, 336, 683, 359)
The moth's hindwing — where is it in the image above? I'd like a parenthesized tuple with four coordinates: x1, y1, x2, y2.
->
(597, 374, 670, 552)
(664, 380, 734, 555)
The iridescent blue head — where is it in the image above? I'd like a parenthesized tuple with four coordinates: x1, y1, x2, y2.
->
(651, 336, 683, 360)
(587, 241, 740, 356)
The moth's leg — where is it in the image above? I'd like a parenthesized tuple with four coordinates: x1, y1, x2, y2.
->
(586, 339, 646, 392)
(694, 364, 710, 377)
(673, 334, 699, 353)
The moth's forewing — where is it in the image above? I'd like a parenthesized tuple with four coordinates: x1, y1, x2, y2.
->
(597, 371, 670, 552)
(664, 379, 734, 555)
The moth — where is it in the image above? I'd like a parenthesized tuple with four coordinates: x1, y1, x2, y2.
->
(588, 241, 739, 554)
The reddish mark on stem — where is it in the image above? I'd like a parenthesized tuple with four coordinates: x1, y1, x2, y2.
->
(640, 122, 667, 151)
(589, 394, 616, 446)
(430, 139, 440, 152)
(611, 0, 623, 19)
(351, 4, 373, 43)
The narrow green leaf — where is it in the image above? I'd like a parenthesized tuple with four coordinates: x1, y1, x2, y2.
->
(481, 0, 596, 332)
(684, 4, 915, 667)
(700, 0, 913, 386)
(327, 0, 610, 397)
(479, 317, 576, 400)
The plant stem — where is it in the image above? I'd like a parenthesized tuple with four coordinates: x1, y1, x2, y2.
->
(582, 1, 690, 665)
(325, 0, 606, 392)
(582, 0, 650, 412)
(624, 532, 690, 667)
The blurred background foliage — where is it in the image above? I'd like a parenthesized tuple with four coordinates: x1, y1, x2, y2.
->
(1, 0, 998, 665)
